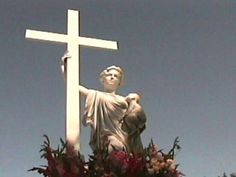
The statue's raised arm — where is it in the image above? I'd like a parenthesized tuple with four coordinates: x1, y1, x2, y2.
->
(60, 51, 89, 96)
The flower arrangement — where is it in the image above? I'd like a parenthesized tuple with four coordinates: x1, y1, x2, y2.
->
(144, 138, 183, 177)
(29, 135, 184, 177)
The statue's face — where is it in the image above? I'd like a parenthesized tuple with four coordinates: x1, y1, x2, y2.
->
(103, 69, 121, 92)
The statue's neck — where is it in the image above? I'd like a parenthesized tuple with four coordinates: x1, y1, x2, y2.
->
(104, 88, 116, 94)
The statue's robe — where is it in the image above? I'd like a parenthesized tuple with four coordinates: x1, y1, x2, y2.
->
(83, 90, 129, 152)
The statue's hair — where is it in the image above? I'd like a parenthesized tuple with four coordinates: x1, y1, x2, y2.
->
(99, 65, 124, 86)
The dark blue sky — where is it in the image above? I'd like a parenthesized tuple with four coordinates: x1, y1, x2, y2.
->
(0, 1, 236, 177)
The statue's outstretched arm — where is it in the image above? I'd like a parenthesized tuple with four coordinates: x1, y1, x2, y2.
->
(60, 51, 89, 96)
(78, 85, 89, 96)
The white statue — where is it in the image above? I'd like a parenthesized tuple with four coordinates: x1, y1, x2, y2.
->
(61, 52, 146, 154)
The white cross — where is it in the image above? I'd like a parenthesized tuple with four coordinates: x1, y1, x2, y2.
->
(25, 9, 118, 151)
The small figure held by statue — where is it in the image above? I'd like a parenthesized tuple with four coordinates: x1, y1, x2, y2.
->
(122, 93, 147, 154)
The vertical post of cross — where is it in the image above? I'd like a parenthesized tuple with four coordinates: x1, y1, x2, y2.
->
(65, 10, 80, 151)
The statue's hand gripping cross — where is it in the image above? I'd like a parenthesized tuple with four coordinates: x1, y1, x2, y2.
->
(25, 9, 118, 151)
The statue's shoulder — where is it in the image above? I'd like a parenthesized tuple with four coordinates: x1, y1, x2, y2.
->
(115, 94, 126, 99)
(87, 89, 101, 94)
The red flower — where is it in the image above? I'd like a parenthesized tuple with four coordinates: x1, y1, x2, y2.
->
(108, 151, 129, 173)
(126, 155, 145, 176)
(108, 151, 145, 177)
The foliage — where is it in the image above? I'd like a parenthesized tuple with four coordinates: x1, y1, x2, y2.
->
(29, 135, 88, 177)
(218, 172, 236, 177)
(29, 135, 184, 177)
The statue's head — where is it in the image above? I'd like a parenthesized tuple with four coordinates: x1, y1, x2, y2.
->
(100, 65, 124, 92)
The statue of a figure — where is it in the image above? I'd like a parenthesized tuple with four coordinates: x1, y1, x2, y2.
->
(61, 52, 146, 154)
